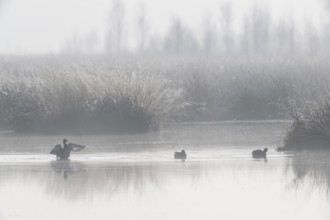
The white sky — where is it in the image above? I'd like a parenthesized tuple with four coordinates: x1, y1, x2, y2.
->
(0, 0, 327, 54)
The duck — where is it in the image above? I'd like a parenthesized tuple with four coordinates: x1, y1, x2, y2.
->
(174, 150, 187, 159)
(50, 138, 86, 160)
(252, 148, 268, 158)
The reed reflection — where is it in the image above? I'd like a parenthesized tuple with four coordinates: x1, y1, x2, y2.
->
(286, 152, 330, 195)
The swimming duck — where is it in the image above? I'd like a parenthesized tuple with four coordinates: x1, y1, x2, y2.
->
(50, 139, 86, 160)
(252, 148, 268, 158)
(174, 150, 187, 159)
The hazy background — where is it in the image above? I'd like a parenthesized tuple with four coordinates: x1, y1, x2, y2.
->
(1, 3, 330, 219)
(1, 0, 330, 134)
(0, 0, 327, 55)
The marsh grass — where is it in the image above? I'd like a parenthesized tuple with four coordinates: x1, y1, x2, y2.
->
(281, 71, 330, 150)
(1, 55, 330, 134)
(283, 99, 330, 150)
(0, 56, 185, 133)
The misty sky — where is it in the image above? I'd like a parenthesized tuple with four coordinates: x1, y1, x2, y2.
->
(0, 0, 326, 54)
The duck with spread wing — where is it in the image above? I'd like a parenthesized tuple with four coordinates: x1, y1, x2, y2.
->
(50, 138, 86, 160)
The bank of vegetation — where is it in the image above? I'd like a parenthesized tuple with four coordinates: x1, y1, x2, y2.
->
(282, 97, 330, 150)
(2, 0, 330, 135)
(1, 55, 330, 134)
(0, 56, 186, 133)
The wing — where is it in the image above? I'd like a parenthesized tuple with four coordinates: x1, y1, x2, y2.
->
(68, 143, 87, 152)
(50, 144, 62, 155)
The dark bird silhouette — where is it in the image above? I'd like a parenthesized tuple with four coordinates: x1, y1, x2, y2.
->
(50, 139, 86, 160)
(174, 150, 187, 159)
(252, 148, 268, 158)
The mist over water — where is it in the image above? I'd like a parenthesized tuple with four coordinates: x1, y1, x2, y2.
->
(0, 122, 329, 220)
(1, 1, 330, 220)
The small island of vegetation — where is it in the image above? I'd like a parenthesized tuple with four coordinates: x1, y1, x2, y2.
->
(281, 98, 330, 151)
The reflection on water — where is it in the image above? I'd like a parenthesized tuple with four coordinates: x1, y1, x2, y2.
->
(0, 121, 329, 220)
(252, 157, 268, 163)
(0, 158, 329, 220)
(48, 161, 162, 200)
(286, 152, 330, 195)
(50, 161, 84, 179)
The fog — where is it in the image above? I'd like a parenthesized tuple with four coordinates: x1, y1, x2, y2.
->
(1, 2, 330, 220)
(0, 0, 327, 55)
(1, 0, 330, 134)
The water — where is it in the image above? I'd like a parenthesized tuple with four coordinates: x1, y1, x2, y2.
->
(0, 121, 329, 220)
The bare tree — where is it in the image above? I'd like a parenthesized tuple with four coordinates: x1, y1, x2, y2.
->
(202, 14, 218, 55)
(320, 1, 330, 55)
(240, 6, 271, 55)
(136, 3, 150, 53)
(105, 0, 126, 54)
(251, 6, 271, 54)
(275, 18, 296, 54)
(304, 19, 320, 55)
(219, 3, 234, 54)
(163, 18, 199, 55)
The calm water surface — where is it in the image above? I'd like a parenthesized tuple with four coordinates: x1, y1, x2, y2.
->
(0, 121, 329, 220)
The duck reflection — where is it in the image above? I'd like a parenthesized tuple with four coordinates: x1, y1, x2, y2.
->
(47, 161, 162, 200)
(252, 156, 268, 162)
(50, 160, 86, 179)
(46, 160, 216, 201)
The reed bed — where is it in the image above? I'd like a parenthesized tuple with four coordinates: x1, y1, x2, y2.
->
(282, 98, 330, 150)
(1, 55, 330, 134)
(0, 56, 185, 133)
